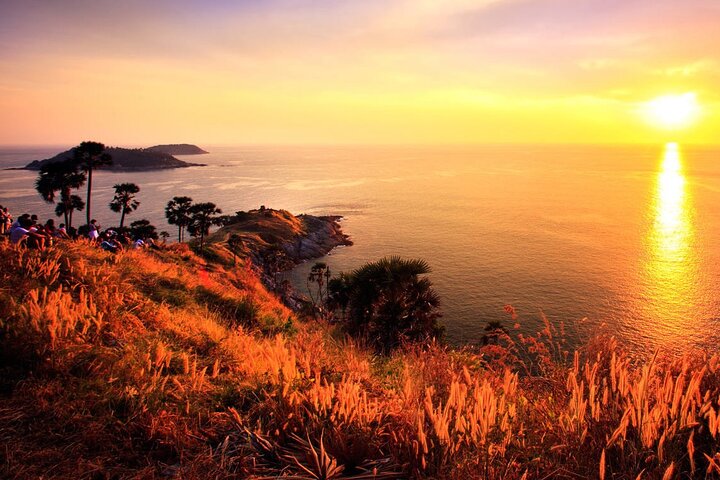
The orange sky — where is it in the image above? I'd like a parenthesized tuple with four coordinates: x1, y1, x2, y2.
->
(0, 0, 719, 146)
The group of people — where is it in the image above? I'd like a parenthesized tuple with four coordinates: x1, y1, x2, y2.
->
(4, 212, 70, 250)
(93, 221, 160, 254)
(1, 206, 159, 253)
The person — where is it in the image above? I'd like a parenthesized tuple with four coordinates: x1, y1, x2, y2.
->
(55, 223, 70, 239)
(44, 219, 57, 236)
(10, 216, 45, 249)
(99, 232, 123, 254)
(11, 213, 29, 230)
(30, 221, 53, 248)
(88, 219, 100, 241)
(0, 207, 8, 235)
(133, 237, 146, 249)
(147, 238, 162, 250)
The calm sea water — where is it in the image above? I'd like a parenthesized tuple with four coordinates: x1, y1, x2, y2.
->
(1, 144, 719, 354)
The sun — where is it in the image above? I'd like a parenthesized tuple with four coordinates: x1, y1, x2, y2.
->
(643, 93, 700, 130)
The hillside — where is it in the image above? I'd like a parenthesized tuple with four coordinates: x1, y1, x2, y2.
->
(145, 144, 209, 155)
(1, 238, 719, 478)
(24, 146, 205, 171)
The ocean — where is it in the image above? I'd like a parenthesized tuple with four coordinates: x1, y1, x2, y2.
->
(1, 144, 719, 354)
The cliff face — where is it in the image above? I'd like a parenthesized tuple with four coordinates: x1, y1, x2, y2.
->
(24, 146, 206, 171)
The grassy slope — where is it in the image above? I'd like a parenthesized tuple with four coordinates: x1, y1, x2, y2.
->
(205, 208, 306, 254)
(1, 240, 719, 479)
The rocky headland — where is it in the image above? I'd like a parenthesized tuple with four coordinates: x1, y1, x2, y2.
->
(206, 207, 352, 269)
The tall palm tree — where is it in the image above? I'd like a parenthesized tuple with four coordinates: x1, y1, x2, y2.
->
(35, 158, 86, 227)
(331, 256, 443, 352)
(165, 196, 193, 242)
(187, 202, 223, 251)
(73, 141, 112, 226)
(109, 182, 140, 228)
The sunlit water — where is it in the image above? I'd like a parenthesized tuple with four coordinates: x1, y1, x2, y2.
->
(1, 144, 719, 355)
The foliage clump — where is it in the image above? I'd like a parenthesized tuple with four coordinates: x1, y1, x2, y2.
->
(328, 256, 443, 352)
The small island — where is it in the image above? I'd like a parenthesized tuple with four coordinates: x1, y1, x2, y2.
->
(23, 145, 208, 171)
(145, 144, 209, 155)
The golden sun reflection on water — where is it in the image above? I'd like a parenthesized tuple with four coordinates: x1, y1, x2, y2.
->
(640, 142, 695, 347)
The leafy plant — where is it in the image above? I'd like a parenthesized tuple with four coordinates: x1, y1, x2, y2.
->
(109, 182, 140, 228)
(165, 196, 193, 242)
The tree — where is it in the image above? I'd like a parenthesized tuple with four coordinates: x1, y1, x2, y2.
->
(307, 262, 331, 318)
(129, 219, 158, 240)
(165, 196, 193, 242)
(72, 141, 112, 226)
(187, 202, 223, 251)
(35, 159, 86, 227)
(108, 183, 140, 228)
(328, 256, 443, 352)
(54, 194, 85, 228)
(326, 273, 352, 322)
(227, 234, 244, 266)
(159, 231, 170, 244)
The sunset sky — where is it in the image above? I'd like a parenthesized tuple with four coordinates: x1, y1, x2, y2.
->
(1, 0, 719, 146)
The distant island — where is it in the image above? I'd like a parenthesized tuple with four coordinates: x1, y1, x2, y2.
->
(144, 144, 209, 155)
(23, 144, 208, 171)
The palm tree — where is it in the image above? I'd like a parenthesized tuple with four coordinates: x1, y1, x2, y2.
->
(54, 194, 85, 228)
(187, 202, 223, 251)
(109, 182, 140, 228)
(72, 141, 112, 226)
(330, 256, 443, 352)
(165, 196, 193, 242)
(35, 158, 86, 227)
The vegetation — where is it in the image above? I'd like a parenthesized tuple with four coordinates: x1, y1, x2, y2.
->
(34, 158, 86, 228)
(1, 242, 719, 479)
(328, 256, 443, 353)
(109, 182, 141, 228)
(72, 141, 113, 226)
(165, 196, 194, 242)
(129, 219, 159, 240)
(227, 233, 244, 266)
(54, 193, 85, 228)
(307, 261, 332, 319)
(188, 202, 223, 251)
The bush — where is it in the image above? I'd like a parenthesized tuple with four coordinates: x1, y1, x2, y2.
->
(328, 256, 443, 352)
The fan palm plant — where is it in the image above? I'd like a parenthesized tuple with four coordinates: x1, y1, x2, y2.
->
(109, 182, 140, 228)
(35, 158, 86, 228)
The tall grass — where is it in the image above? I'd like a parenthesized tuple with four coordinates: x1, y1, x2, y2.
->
(1, 241, 719, 479)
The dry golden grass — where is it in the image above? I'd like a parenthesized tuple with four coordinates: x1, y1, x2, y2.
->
(1, 240, 719, 479)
